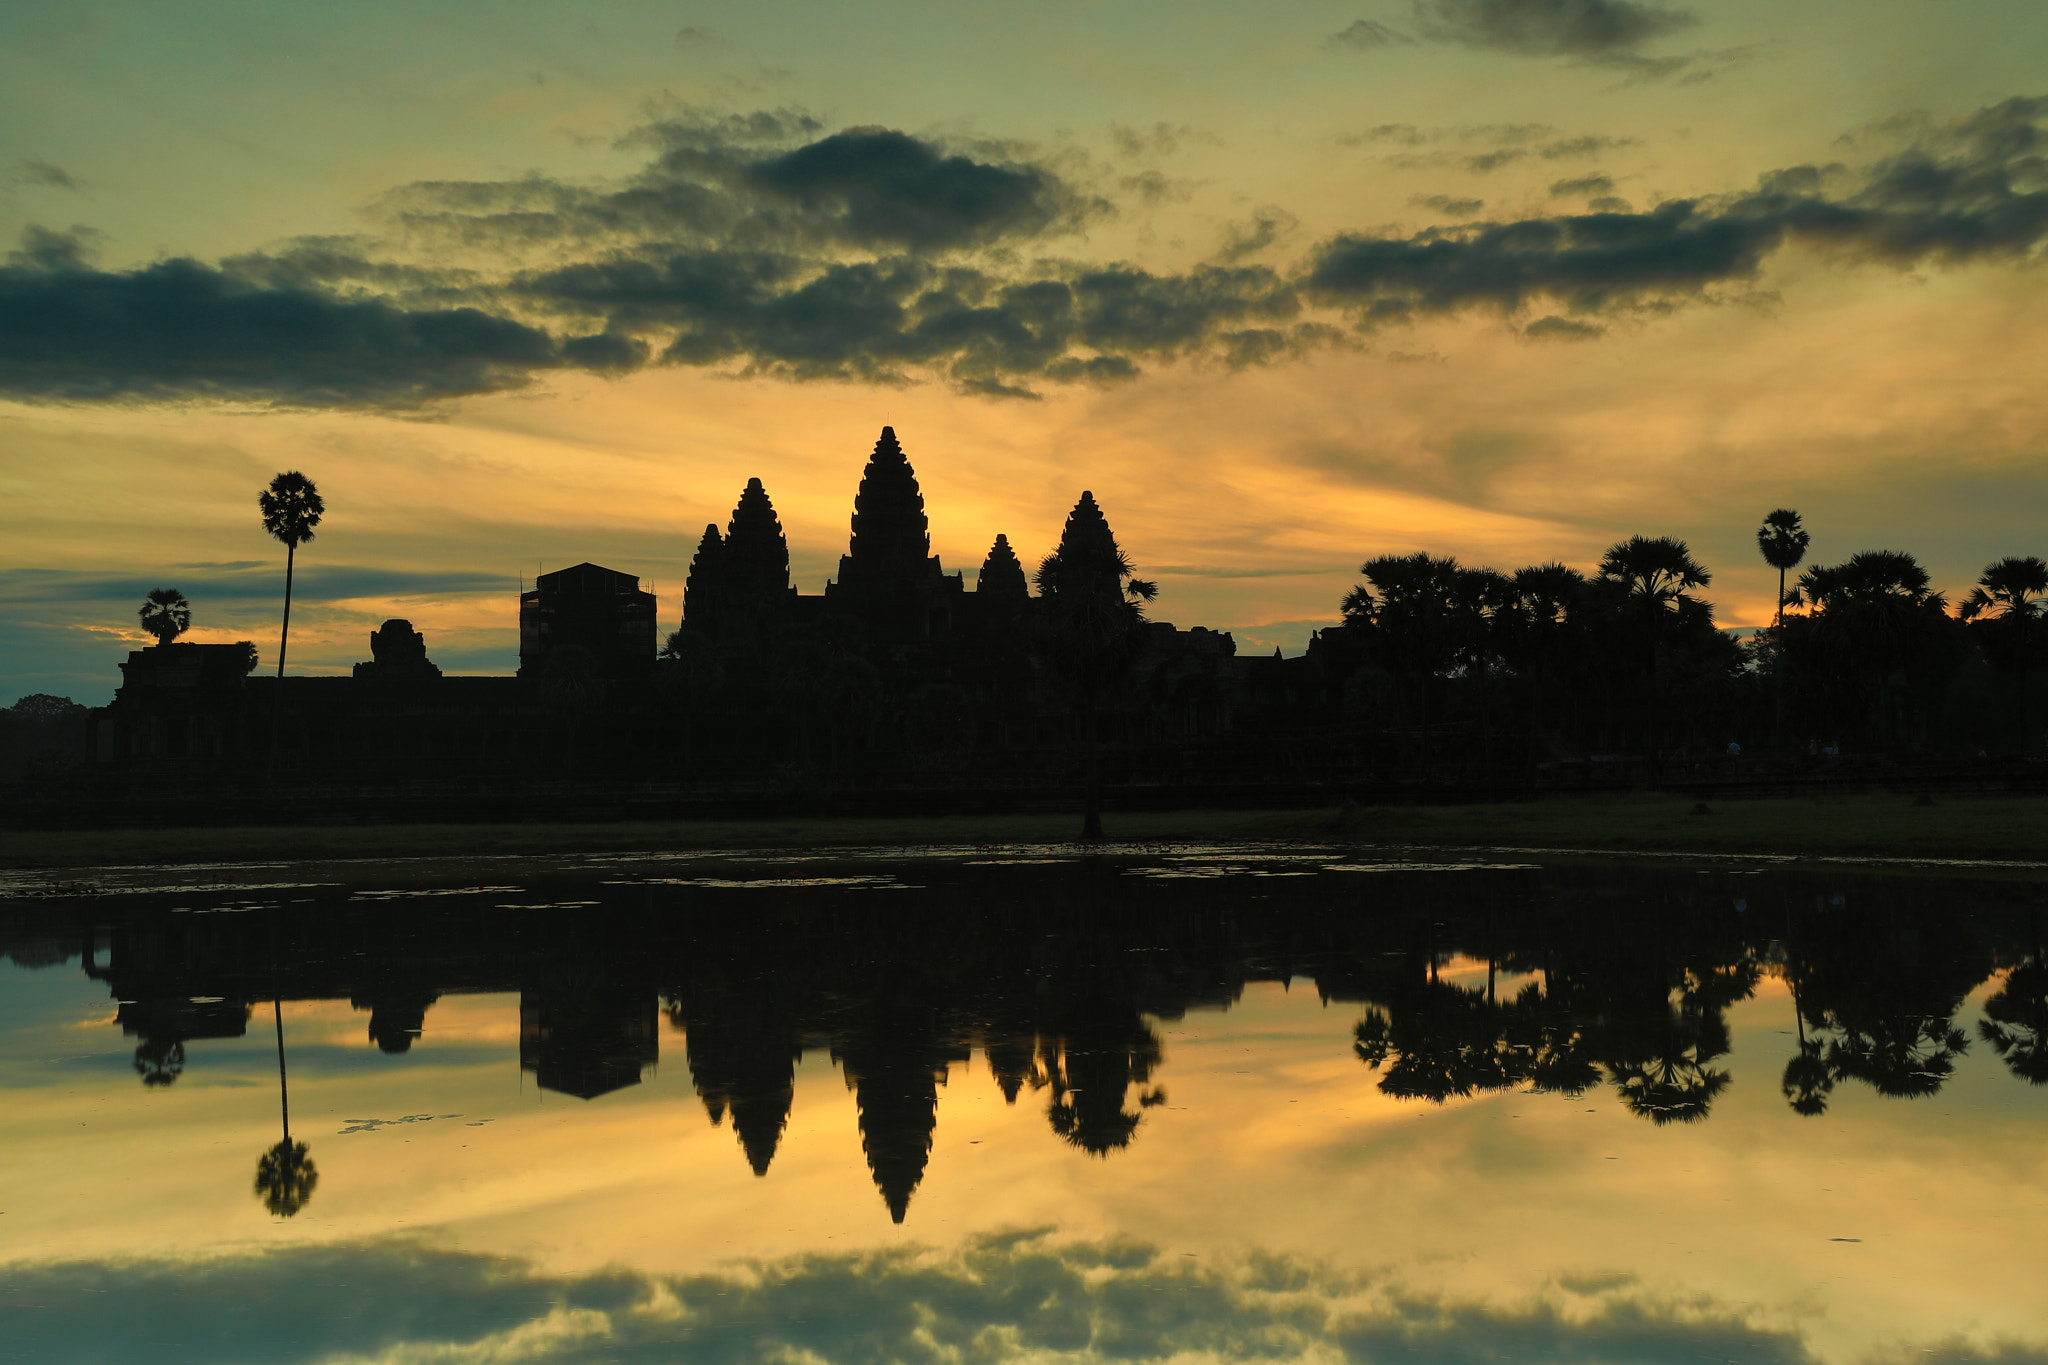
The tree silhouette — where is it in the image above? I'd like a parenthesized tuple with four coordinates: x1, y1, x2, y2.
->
(1498, 563, 1585, 772)
(1044, 999, 1163, 1155)
(1034, 491, 1156, 840)
(138, 588, 191, 646)
(132, 1035, 186, 1086)
(253, 995, 317, 1217)
(1596, 536, 1713, 760)
(1977, 958, 2048, 1086)
(1755, 510, 1810, 630)
(1958, 555, 2048, 750)
(258, 471, 324, 782)
(1341, 553, 1508, 769)
(1787, 551, 1956, 748)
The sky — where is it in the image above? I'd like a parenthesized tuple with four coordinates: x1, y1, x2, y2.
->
(4, 0, 2047, 703)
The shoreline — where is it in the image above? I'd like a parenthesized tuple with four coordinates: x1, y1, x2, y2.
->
(1, 791, 2044, 881)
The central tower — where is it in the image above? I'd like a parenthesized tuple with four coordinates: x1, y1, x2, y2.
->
(836, 426, 933, 592)
(827, 426, 962, 641)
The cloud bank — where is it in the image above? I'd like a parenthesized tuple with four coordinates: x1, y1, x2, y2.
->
(12, 1229, 2020, 1365)
(0, 97, 2044, 408)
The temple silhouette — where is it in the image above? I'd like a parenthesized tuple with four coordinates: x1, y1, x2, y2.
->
(87, 426, 1296, 797)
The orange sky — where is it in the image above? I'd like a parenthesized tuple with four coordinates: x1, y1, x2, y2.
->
(5, 0, 2047, 702)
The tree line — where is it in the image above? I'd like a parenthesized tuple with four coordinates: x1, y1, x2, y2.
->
(1315, 509, 2047, 767)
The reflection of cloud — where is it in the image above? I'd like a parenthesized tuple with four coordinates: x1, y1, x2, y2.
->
(3, 1229, 1946, 1365)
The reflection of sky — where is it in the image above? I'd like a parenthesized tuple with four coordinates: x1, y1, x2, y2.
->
(3, 950, 2045, 1364)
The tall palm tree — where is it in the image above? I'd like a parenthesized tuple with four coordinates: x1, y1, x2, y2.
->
(1958, 555, 2048, 749)
(137, 588, 191, 647)
(1755, 511, 1810, 750)
(1755, 510, 1809, 629)
(259, 472, 324, 781)
(253, 995, 318, 1217)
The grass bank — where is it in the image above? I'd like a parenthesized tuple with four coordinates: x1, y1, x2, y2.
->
(0, 791, 2041, 871)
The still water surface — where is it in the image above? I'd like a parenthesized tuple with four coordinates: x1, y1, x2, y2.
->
(2, 846, 2044, 1364)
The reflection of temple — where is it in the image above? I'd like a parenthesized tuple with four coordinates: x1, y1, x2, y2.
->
(21, 858, 2032, 1223)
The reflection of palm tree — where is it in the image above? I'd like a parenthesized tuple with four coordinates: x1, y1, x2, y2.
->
(1608, 1049, 1730, 1125)
(254, 1138, 318, 1217)
(1045, 999, 1162, 1155)
(1978, 959, 2048, 1085)
(138, 588, 191, 647)
(1354, 983, 1520, 1104)
(132, 1035, 186, 1086)
(253, 996, 317, 1218)
(1780, 957, 1832, 1116)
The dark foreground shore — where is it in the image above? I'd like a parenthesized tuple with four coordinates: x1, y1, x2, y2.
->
(1, 791, 2042, 874)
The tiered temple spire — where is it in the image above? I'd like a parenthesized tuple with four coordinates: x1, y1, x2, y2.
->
(839, 426, 933, 589)
(976, 534, 1029, 601)
(681, 524, 725, 632)
(724, 478, 790, 608)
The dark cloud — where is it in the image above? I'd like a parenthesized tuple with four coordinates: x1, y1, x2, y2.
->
(1523, 314, 1606, 340)
(1410, 0, 1697, 58)
(3, 98, 2045, 408)
(1309, 96, 2048, 323)
(1119, 170, 1199, 205)
(1217, 208, 1301, 262)
(517, 248, 1301, 393)
(673, 24, 719, 47)
(3, 1231, 1974, 1365)
(0, 231, 619, 407)
(1412, 194, 1487, 217)
(382, 114, 1104, 258)
(17, 158, 84, 191)
(1109, 122, 1197, 158)
(1551, 174, 1618, 197)
(1328, 19, 1416, 49)
(745, 128, 1090, 251)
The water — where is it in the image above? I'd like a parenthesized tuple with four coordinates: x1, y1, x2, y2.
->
(1, 847, 2043, 1364)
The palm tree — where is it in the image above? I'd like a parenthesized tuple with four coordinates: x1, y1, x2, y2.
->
(259, 472, 324, 781)
(1755, 510, 1809, 630)
(253, 995, 318, 1217)
(137, 588, 191, 647)
(1958, 555, 2048, 749)
(1500, 563, 1586, 772)
(1755, 511, 1810, 750)
(1597, 536, 1713, 760)
(1791, 551, 1951, 747)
